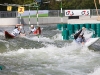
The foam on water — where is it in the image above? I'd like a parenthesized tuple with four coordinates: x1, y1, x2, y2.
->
(0, 39, 8, 43)
(88, 67, 100, 75)
(0, 27, 100, 75)
(52, 33, 62, 40)
(84, 29, 94, 39)
(0, 32, 4, 36)
(25, 35, 53, 42)
(0, 41, 99, 75)
(25, 33, 62, 43)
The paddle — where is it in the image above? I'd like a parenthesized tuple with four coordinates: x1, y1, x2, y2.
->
(19, 25, 26, 37)
(23, 26, 25, 34)
(37, 26, 41, 42)
(38, 34, 40, 42)
(20, 24, 25, 34)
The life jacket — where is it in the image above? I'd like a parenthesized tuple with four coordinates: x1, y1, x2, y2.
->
(33, 28, 41, 35)
(11, 28, 20, 36)
(33, 30, 38, 34)
(31, 28, 36, 32)
(74, 29, 82, 40)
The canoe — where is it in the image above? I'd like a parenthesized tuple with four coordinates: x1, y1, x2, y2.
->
(85, 38, 99, 47)
(4, 31, 15, 39)
(75, 38, 99, 47)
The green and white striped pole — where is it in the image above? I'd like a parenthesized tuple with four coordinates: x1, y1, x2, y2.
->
(60, 0, 63, 31)
(20, 14, 22, 24)
(36, 3, 39, 42)
(60, 0, 63, 40)
(36, 5, 39, 26)
(56, 0, 63, 40)
(29, 5, 31, 25)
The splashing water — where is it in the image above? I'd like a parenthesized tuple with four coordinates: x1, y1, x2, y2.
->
(0, 25, 100, 75)
(84, 29, 94, 39)
(88, 67, 100, 75)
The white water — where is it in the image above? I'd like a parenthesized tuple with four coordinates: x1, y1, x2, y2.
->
(0, 28, 100, 75)
(0, 41, 100, 75)
(24, 33, 63, 43)
(88, 68, 100, 75)
(84, 29, 94, 39)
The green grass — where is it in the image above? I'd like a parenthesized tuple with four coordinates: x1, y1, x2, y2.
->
(18, 14, 48, 18)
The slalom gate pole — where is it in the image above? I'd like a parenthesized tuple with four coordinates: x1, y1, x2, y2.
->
(20, 14, 22, 24)
(29, 5, 31, 26)
(36, 4, 40, 42)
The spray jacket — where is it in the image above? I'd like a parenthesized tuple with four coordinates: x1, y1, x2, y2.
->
(74, 29, 82, 40)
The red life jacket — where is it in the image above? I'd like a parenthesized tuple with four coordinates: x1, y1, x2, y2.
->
(33, 30, 38, 34)
(33, 27, 41, 35)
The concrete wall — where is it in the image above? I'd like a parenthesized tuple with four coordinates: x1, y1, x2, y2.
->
(0, 17, 68, 26)
(0, 18, 19, 26)
(0, 16, 100, 26)
(19, 17, 68, 25)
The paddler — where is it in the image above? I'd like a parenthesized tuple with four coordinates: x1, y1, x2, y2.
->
(33, 26, 41, 35)
(29, 25, 36, 34)
(11, 25, 25, 37)
(74, 27, 86, 44)
(15, 24, 23, 29)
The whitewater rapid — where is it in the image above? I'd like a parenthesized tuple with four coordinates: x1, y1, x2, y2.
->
(0, 25, 100, 75)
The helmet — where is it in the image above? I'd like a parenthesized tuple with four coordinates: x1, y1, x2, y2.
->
(20, 26, 22, 29)
(31, 25, 34, 27)
(82, 27, 85, 30)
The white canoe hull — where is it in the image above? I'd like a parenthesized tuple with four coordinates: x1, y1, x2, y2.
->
(85, 38, 99, 47)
